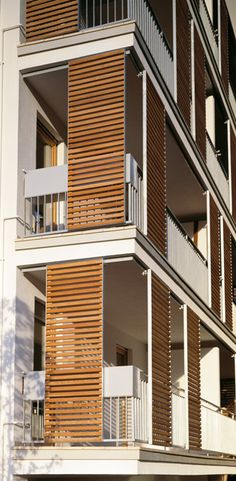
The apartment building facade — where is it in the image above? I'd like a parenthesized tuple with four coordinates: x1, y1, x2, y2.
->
(0, 0, 236, 480)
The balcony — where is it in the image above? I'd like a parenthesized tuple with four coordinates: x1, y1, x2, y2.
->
(24, 154, 143, 236)
(199, 0, 218, 64)
(79, 0, 174, 95)
(167, 208, 208, 304)
(206, 132, 229, 208)
(22, 366, 148, 444)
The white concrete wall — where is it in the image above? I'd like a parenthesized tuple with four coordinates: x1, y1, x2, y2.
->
(171, 349, 185, 391)
(103, 321, 147, 374)
(206, 95, 216, 145)
(201, 347, 221, 407)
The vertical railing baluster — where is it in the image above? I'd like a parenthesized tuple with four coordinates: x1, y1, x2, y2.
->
(86, 0, 88, 27)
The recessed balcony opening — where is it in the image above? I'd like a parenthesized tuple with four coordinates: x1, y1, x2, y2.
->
(21, 258, 148, 445)
(170, 297, 185, 449)
(206, 69, 229, 178)
(228, 17, 236, 102)
(232, 241, 236, 335)
(201, 325, 236, 455)
(22, 67, 68, 236)
(166, 124, 208, 302)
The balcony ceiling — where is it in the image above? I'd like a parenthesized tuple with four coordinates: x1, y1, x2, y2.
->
(104, 260, 147, 343)
(25, 67, 68, 137)
(166, 126, 206, 221)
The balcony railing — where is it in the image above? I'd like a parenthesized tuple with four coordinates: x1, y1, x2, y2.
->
(229, 83, 236, 118)
(126, 154, 143, 231)
(206, 132, 229, 208)
(79, 0, 174, 95)
(172, 389, 186, 448)
(199, 0, 218, 64)
(21, 367, 148, 445)
(24, 165, 68, 236)
(201, 399, 236, 456)
(167, 208, 208, 304)
(24, 155, 143, 236)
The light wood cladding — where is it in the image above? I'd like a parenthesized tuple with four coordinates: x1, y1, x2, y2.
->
(210, 197, 221, 318)
(176, 0, 191, 128)
(223, 221, 233, 331)
(152, 273, 171, 446)
(26, 0, 78, 42)
(45, 259, 103, 443)
(147, 76, 167, 255)
(231, 126, 236, 222)
(220, 0, 229, 94)
(194, 27, 206, 160)
(68, 50, 125, 230)
(187, 307, 201, 449)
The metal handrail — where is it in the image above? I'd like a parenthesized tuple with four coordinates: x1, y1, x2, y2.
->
(167, 207, 207, 265)
(200, 0, 218, 43)
(206, 131, 229, 180)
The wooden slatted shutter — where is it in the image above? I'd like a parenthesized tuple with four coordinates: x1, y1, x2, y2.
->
(152, 273, 171, 446)
(26, 0, 78, 42)
(194, 27, 206, 160)
(187, 307, 201, 449)
(210, 197, 221, 318)
(231, 126, 236, 222)
(45, 259, 103, 443)
(220, 0, 229, 95)
(68, 50, 125, 230)
(223, 221, 233, 331)
(176, 0, 191, 128)
(147, 76, 167, 255)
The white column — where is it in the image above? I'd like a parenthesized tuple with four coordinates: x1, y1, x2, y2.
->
(183, 304, 189, 450)
(142, 70, 147, 236)
(147, 269, 152, 445)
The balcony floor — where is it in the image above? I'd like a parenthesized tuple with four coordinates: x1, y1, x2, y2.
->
(12, 445, 236, 477)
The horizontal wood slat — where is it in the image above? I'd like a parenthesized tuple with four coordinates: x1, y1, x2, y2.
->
(68, 50, 125, 230)
(194, 26, 206, 160)
(220, 0, 229, 94)
(147, 76, 167, 255)
(223, 221, 233, 331)
(26, 0, 78, 42)
(187, 307, 201, 449)
(45, 259, 103, 443)
(152, 273, 171, 446)
(176, 0, 191, 127)
(210, 197, 221, 318)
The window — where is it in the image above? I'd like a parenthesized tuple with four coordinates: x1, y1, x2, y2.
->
(36, 120, 57, 169)
(33, 299, 45, 371)
(116, 344, 129, 366)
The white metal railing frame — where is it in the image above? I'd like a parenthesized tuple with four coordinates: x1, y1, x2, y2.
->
(79, 0, 174, 95)
(24, 192, 68, 236)
(199, 0, 219, 63)
(125, 153, 143, 231)
(103, 373, 148, 443)
(206, 131, 229, 179)
(167, 207, 207, 266)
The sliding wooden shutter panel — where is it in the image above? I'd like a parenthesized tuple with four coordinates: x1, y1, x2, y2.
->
(223, 221, 233, 331)
(45, 259, 103, 443)
(187, 308, 201, 450)
(210, 197, 221, 318)
(68, 50, 125, 230)
(194, 27, 206, 160)
(220, 0, 229, 95)
(176, 0, 191, 128)
(231, 126, 236, 222)
(26, 0, 78, 42)
(152, 273, 171, 446)
(147, 76, 167, 256)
